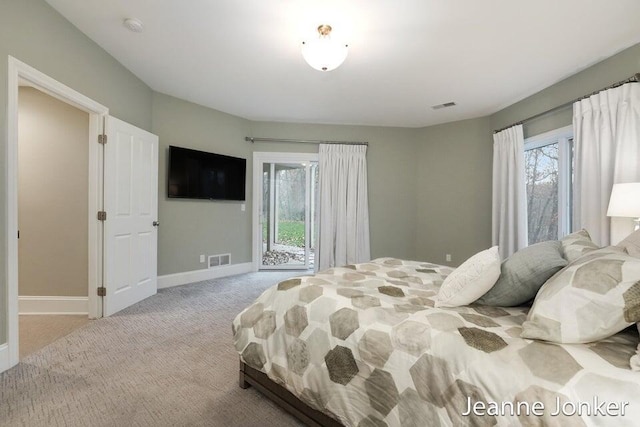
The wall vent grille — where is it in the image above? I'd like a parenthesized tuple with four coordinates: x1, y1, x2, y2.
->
(208, 253, 231, 269)
(431, 101, 457, 110)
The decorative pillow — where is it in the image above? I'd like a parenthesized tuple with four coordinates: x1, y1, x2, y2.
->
(435, 246, 501, 308)
(631, 323, 640, 371)
(616, 229, 640, 258)
(560, 229, 599, 263)
(476, 240, 568, 307)
(521, 247, 640, 343)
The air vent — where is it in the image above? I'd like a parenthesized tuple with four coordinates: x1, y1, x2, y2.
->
(208, 253, 231, 269)
(431, 102, 457, 110)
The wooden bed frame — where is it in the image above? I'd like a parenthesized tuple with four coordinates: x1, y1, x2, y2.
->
(239, 361, 343, 427)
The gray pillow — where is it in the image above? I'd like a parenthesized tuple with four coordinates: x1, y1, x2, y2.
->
(475, 240, 568, 307)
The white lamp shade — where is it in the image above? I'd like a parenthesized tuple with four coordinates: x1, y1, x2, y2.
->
(607, 182, 640, 217)
(302, 37, 348, 72)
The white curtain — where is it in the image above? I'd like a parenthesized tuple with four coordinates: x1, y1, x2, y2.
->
(573, 83, 640, 246)
(492, 124, 527, 258)
(317, 144, 370, 271)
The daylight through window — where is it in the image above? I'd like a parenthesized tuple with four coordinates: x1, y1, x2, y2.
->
(524, 126, 573, 245)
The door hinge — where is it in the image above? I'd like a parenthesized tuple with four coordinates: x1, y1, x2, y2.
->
(97, 211, 107, 221)
(98, 134, 107, 144)
(97, 286, 107, 297)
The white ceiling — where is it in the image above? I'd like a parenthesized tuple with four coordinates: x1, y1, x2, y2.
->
(45, 0, 640, 128)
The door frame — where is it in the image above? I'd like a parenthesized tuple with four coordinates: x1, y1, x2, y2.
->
(3, 56, 108, 371)
(252, 152, 318, 271)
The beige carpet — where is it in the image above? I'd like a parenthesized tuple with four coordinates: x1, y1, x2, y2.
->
(1, 271, 305, 427)
(19, 314, 90, 358)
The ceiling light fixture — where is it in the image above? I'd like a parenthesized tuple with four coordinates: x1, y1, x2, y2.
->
(123, 18, 144, 33)
(301, 25, 348, 72)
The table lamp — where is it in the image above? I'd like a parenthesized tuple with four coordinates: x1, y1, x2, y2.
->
(607, 182, 640, 231)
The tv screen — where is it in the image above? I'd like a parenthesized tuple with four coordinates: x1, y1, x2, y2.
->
(168, 145, 246, 201)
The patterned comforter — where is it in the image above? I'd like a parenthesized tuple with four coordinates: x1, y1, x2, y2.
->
(232, 258, 640, 426)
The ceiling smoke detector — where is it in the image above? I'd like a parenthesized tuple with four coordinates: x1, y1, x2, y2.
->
(431, 102, 457, 110)
(123, 18, 144, 33)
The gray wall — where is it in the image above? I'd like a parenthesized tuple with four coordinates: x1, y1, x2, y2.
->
(152, 93, 251, 275)
(415, 118, 493, 266)
(490, 43, 640, 245)
(490, 43, 640, 138)
(18, 87, 89, 297)
(152, 94, 420, 276)
(247, 121, 420, 261)
(0, 0, 152, 343)
(413, 42, 640, 268)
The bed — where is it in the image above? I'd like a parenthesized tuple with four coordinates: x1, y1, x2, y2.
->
(232, 258, 640, 426)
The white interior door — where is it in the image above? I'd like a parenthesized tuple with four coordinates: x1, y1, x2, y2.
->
(103, 116, 158, 316)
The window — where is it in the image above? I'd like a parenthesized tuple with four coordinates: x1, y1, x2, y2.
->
(524, 126, 573, 245)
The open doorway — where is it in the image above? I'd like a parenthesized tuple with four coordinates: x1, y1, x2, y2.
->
(253, 153, 319, 271)
(2, 57, 108, 372)
(17, 85, 92, 358)
(3, 58, 158, 374)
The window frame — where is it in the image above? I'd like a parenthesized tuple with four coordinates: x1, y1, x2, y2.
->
(524, 125, 574, 242)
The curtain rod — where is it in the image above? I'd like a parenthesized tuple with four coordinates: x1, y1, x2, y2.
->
(245, 137, 368, 146)
(493, 72, 640, 134)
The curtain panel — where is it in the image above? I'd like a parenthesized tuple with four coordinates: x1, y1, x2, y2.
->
(573, 83, 640, 246)
(317, 144, 370, 271)
(492, 124, 527, 258)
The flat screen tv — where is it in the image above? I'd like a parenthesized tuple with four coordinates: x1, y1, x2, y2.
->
(168, 145, 246, 201)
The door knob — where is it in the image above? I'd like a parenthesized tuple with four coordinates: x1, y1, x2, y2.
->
(153, 221, 160, 227)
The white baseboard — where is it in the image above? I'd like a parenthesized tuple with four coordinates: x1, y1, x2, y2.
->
(0, 344, 10, 374)
(158, 262, 255, 289)
(18, 296, 89, 315)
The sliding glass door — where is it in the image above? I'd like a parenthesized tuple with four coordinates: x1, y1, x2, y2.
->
(253, 153, 318, 270)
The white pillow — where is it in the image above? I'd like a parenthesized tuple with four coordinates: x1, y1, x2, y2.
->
(435, 246, 501, 308)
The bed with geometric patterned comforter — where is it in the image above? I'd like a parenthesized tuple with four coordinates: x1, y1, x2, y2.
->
(232, 258, 640, 426)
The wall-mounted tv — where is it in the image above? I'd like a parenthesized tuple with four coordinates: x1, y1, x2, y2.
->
(168, 145, 246, 201)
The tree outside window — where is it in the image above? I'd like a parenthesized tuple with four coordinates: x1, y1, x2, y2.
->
(525, 143, 559, 244)
(524, 126, 573, 246)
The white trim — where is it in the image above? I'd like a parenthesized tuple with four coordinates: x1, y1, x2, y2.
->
(157, 262, 254, 289)
(0, 344, 8, 373)
(5, 57, 108, 373)
(88, 114, 105, 321)
(18, 296, 89, 315)
(524, 125, 573, 150)
(304, 162, 310, 270)
(252, 152, 319, 271)
(5, 55, 20, 373)
(557, 136, 573, 237)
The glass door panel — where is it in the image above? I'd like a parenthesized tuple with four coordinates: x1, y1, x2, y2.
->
(261, 162, 312, 269)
